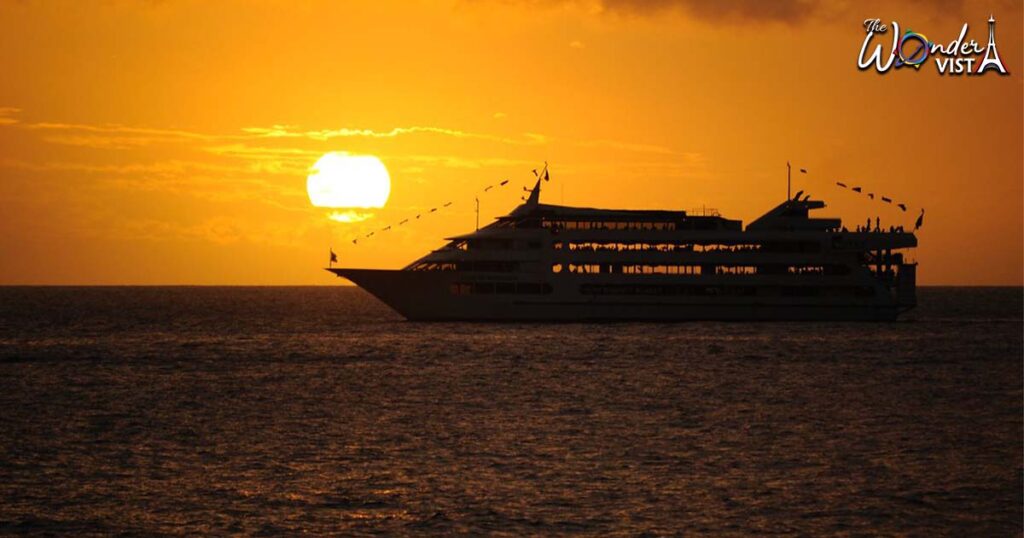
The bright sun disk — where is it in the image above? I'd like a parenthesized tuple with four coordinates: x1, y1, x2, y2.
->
(307, 153, 390, 209)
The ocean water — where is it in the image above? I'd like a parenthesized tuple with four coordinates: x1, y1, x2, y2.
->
(0, 286, 1020, 536)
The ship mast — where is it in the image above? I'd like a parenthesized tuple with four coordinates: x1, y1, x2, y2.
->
(787, 161, 791, 201)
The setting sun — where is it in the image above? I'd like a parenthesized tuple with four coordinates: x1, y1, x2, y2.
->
(307, 153, 391, 210)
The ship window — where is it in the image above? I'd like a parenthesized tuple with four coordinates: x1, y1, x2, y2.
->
(551, 263, 563, 273)
(449, 283, 472, 295)
(567, 263, 601, 274)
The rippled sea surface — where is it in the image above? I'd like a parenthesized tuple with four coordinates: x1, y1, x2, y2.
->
(0, 286, 1020, 536)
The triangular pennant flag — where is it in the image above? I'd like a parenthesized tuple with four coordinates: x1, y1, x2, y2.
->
(499, 180, 509, 186)
(852, 187, 862, 192)
(836, 182, 847, 188)
(543, 170, 550, 181)
(897, 203, 907, 211)
(881, 197, 892, 203)
(443, 202, 452, 207)
(799, 168, 807, 174)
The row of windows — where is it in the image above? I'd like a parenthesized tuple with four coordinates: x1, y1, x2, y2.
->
(552, 264, 852, 276)
(554, 242, 764, 253)
(447, 239, 542, 251)
(579, 284, 876, 297)
(553, 263, 704, 275)
(542, 220, 680, 231)
(412, 261, 850, 274)
(410, 262, 458, 271)
(411, 261, 520, 272)
(449, 282, 553, 296)
(444, 239, 822, 254)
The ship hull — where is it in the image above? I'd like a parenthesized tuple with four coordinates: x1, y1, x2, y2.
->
(330, 268, 910, 321)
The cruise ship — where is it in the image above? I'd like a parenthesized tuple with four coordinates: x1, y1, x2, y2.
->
(329, 177, 918, 321)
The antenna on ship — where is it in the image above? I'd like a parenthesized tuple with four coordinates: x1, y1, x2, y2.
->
(475, 196, 480, 231)
(787, 161, 792, 201)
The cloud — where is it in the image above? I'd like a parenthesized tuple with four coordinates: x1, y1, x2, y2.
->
(119, 215, 322, 247)
(25, 121, 225, 141)
(501, 0, 998, 25)
(241, 124, 543, 146)
(597, 0, 815, 22)
(569, 40, 585, 49)
(387, 154, 536, 169)
(0, 107, 20, 125)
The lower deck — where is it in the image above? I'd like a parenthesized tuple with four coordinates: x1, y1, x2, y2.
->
(329, 268, 915, 321)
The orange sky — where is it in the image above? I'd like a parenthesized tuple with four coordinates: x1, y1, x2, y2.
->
(1, 0, 1021, 285)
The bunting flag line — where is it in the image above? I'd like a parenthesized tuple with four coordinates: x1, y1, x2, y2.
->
(342, 164, 549, 247)
(795, 165, 923, 230)
(834, 180, 911, 212)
